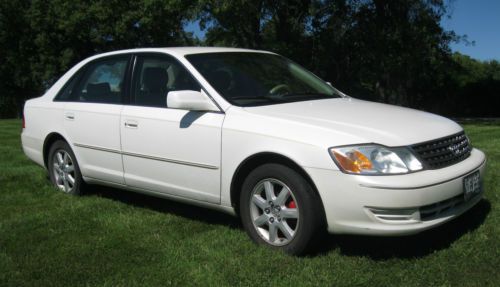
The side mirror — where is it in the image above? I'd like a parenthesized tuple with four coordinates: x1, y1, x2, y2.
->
(167, 90, 219, 112)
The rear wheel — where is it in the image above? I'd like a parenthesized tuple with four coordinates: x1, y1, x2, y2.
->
(48, 140, 85, 195)
(240, 163, 323, 255)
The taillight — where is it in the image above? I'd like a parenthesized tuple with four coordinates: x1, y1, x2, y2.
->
(22, 114, 25, 129)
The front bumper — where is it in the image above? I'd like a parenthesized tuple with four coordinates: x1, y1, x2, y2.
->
(306, 148, 487, 235)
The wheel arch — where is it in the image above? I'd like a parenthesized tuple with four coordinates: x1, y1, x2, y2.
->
(43, 132, 70, 168)
(230, 152, 326, 222)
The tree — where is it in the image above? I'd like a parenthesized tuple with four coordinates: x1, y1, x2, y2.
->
(199, 0, 459, 109)
(1, 0, 498, 118)
(0, 0, 198, 117)
(199, 0, 268, 48)
(0, 0, 34, 117)
(447, 53, 500, 116)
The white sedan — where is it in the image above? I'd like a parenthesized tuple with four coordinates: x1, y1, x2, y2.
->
(21, 47, 486, 255)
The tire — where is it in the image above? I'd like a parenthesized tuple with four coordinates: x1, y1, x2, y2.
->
(239, 163, 324, 255)
(47, 140, 85, 195)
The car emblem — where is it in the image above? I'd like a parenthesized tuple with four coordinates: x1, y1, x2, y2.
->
(448, 144, 462, 156)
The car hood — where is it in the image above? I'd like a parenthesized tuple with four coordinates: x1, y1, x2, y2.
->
(242, 98, 462, 146)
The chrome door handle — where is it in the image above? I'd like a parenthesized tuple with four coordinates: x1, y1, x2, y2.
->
(124, 121, 138, 128)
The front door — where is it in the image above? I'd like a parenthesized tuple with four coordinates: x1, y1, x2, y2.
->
(120, 54, 224, 203)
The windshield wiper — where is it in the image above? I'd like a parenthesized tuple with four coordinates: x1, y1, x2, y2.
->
(268, 92, 334, 100)
(230, 96, 280, 104)
(281, 92, 333, 98)
(231, 93, 334, 106)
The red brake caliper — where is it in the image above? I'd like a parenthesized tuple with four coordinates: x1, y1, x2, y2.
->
(287, 200, 296, 209)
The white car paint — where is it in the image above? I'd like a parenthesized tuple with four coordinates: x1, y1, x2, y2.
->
(21, 47, 486, 236)
(120, 105, 224, 203)
(65, 102, 125, 184)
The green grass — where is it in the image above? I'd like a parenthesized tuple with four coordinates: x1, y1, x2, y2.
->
(1, 119, 499, 286)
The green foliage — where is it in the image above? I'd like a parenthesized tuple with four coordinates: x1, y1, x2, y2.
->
(0, 0, 198, 118)
(446, 53, 500, 117)
(199, 0, 268, 48)
(198, 0, 500, 116)
(201, 0, 459, 107)
(0, 0, 499, 118)
(1, 119, 500, 286)
(452, 53, 500, 86)
(0, 0, 34, 117)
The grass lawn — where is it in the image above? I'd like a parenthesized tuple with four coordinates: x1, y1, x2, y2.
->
(1, 119, 499, 286)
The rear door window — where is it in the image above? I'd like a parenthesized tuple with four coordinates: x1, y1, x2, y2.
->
(69, 56, 129, 104)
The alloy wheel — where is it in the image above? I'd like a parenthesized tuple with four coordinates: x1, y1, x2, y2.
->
(52, 150, 76, 193)
(249, 178, 299, 246)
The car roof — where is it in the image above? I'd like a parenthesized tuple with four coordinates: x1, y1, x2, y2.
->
(86, 47, 274, 61)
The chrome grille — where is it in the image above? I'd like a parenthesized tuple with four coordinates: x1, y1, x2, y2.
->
(411, 132, 471, 169)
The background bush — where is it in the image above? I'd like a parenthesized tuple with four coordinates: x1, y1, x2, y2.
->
(1, 0, 499, 118)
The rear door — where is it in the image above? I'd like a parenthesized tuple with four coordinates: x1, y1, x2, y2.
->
(62, 55, 131, 184)
(120, 53, 224, 203)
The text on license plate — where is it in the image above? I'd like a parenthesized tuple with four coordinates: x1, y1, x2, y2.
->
(463, 170, 481, 201)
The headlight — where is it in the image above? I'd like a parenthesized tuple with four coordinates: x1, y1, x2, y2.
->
(329, 145, 423, 175)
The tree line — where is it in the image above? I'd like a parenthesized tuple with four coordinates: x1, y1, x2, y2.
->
(1, 0, 499, 118)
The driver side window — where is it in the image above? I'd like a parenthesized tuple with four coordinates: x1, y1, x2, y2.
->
(133, 55, 200, 108)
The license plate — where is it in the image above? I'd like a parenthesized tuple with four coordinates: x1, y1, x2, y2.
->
(463, 170, 481, 201)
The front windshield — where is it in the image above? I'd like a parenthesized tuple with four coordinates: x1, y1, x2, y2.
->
(185, 52, 342, 107)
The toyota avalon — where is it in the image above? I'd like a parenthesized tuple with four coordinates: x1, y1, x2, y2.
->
(21, 47, 486, 255)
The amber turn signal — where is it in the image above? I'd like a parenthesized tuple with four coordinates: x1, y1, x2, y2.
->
(332, 150, 373, 173)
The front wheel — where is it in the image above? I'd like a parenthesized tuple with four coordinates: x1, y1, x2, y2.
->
(240, 163, 324, 255)
(48, 140, 85, 195)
